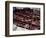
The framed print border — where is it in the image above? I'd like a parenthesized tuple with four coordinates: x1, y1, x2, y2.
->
(5, 1, 45, 37)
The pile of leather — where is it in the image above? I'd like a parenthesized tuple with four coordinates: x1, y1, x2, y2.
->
(13, 7, 40, 30)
